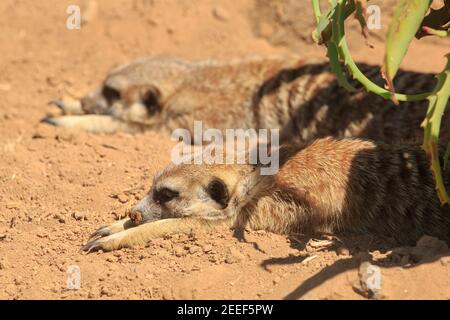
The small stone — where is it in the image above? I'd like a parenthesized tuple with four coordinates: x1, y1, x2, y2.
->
(191, 265, 201, 271)
(188, 245, 200, 254)
(100, 286, 113, 297)
(0, 259, 7, 269)
(54, 214, 66, 224)
(117, 194, 128, 204)
(202, 244, 213, 253)
(411, 235, 449, 262)
(173, 246, 185, 257)
(125, 274, 134, 281)
(139, 253, 149, 260)
(336, 246, 350, 256)
(113, 251, 123, 258)
(46, 76, 58, 87)
(225, 248, 244, 264)
(357, 262, 383, 299)
(72, 212, 86, 221)
(166, 27, 175, 34)
(225, 257, 234, 264)
(212, 6, 229, 21)
(14, 276, 23, 285)
(161, 287, 173, 300)
(111, 210, 127, 220)
(273, 277, 281, 285)
(440, 256, 450, 267)
(0, 233, 6, 241)
(106, 256, 117, 263)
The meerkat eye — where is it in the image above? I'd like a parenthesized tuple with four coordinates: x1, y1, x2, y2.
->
(206, 178, 229, 209)
(153, 187, 179, 204)
(142, 88, 161, 115)
(102, 85, 121, 105)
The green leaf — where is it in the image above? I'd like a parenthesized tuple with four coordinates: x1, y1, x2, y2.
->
(327, 40, 356, 92)
(327, 0, 431, 102)
(353, 0, 369, 39)
(422, 54, 450, 205)
(312, 2, 336, 44)
(418, 5, 450, 38)
(384, 0, 433, 91)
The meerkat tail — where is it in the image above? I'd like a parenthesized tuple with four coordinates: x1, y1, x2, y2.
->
(82, 218, 228, 252)
(41, 115, 137, 134)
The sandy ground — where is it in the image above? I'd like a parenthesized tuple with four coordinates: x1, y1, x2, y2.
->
(0, 0, 449, 300)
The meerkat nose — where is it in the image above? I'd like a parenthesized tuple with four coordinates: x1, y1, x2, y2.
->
(128, 209, 144, 225)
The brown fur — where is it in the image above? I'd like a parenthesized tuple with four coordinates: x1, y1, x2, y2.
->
(83, 138, 450, 252)
(47, 55, 450, 144)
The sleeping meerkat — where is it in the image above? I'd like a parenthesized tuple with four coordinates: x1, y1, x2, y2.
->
(82, 137, 450, 252)
(46, 55, 450, 143)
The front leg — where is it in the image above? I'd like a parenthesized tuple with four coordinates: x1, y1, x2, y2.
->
(88, 218, 135, 239)
(41, 115, 136, 133)
(82, 218, 226, 252)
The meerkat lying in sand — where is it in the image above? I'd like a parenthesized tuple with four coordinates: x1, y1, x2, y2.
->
(82, 138, 450, 252)
(46, 55, 449, 143)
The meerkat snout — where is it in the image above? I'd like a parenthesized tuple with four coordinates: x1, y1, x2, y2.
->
(78, 86, 110, 115)
(128, 194, 162, 225)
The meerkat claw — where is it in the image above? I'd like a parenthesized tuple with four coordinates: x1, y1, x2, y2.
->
(48, 98, 83, 115)
(82, 233, 122, 252)
(40, 116, 60, 126)
(48, 99, 65, 110)
(88, 226, 112, 240)
(82, 231, 129, 252)
(81, 239, 105, 253)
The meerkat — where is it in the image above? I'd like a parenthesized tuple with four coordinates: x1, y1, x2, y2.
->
(45, 55, 450, 144)
(82, 137, 450, 252)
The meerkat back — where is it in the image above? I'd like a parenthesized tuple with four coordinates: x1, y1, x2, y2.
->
(274, 138, 450, 244)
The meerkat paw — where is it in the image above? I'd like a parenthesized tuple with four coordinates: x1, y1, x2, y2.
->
(82, 231, 131, 252)
(82, 222, 161, 252)
(48, 98, 84, 115)
(82, 218, 218, 252)
(41, 115, 130, 134)
(88, 218, 135, 240)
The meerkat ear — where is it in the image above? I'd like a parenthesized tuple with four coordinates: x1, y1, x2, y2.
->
(142, 86, 161, 115)
(206, 178, 229, 209)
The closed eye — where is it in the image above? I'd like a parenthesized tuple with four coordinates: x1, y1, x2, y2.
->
(142, 91, 160, 115)
(153, 187, 179, 204)
(140, 87, 161, 115)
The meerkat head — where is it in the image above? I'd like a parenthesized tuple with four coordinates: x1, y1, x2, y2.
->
(54, 57, 193, 124)
(128, 162, 259, 225)
(81, 82, 163, 124)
